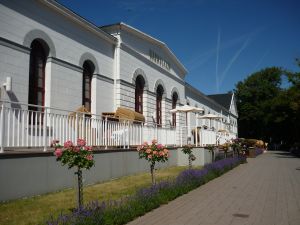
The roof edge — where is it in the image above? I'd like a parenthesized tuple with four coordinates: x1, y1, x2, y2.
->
(102, 22, 188, 76)
(42, 0, 117, 44)
(185, 82, 230, 113)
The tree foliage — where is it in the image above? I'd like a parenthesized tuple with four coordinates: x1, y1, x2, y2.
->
(235, 61, 300, 146)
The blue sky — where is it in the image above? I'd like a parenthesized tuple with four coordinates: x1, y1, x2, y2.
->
(58, 0, 300, 94)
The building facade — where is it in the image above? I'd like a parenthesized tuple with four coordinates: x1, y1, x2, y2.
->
(0, 0, 237, 149)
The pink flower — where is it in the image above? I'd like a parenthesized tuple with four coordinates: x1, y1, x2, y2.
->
(86, 155, 93, 161)
(73, 147, 80, 153)
(159, 151, 165, 156)
(145, 148, 151, 154)
(147, 155, 152, 159)
(153, 151, 158, 155)
(54, 148, 62, 158)
(84, 146, 93, 151)
(157, 144, 163, 149)
(77, 138, 86, 147)
(163, 149, 169, 154)
(64, 140, 73, 148)
(152, 139, 157, 144)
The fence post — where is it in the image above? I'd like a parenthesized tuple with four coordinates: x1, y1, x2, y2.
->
(0, 103, 5, 153)
(104, 116, 108, 149)
(155, 124, 158, 141)
(180, 127, 183, 147)
(82, 113, 85, 140)
(75, 113, 78, 143)
(43, 108, 47, 152)
(127, 121, 130, 149)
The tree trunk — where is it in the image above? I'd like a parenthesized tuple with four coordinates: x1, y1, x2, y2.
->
(150, 162, 155, 185)
(188, 154, 192, 170)
(76, 167, 83, 209)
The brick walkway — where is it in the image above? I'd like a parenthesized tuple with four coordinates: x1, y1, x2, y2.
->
(128, 151, 300, 225)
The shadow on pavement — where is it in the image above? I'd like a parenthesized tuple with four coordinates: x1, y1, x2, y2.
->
(273, 151, 300, 159)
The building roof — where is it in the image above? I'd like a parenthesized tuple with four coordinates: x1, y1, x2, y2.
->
(185, 83, 230, 113)
(42, 0, 117, 44)
(207, 93, 233, 110)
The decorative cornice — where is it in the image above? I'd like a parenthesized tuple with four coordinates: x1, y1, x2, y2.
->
(94, 74, 114, 84)
(165, 98, 172, 103)
(48, 57, 83, 72)
(0, 37, 30, 54)
(116, 79, 135, 88)
(145, 90, 156, 97)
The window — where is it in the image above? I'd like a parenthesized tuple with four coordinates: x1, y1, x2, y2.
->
(156, 85, 164, 126)
(135, 75, 145, 114)
(28, 40, 47, 111)
(172, 92, 178, 126)
(82, 61, 94, 112)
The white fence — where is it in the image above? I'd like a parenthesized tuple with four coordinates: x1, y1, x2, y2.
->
(0, 101, 176, 152)
(0, 101, 236, 152)
(179, 126, 235, 147)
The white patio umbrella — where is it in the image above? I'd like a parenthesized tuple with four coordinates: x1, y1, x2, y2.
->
(170, 105, 204, 144)
(198, 113, 222, 129)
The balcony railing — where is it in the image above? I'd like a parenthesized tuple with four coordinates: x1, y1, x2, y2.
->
(0, 100, 236, 152)
(0, 101, 177, 152)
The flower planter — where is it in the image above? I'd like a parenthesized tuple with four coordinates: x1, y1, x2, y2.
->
(248, 147, 256, 158)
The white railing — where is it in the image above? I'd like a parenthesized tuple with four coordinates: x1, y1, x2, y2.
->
(0, 101, 237, 152)
(178, 125, 237, 147)
(0, 101, 176, 152)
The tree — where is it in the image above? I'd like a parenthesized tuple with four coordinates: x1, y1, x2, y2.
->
(234, 62, 300, 146)
(235, 67, 284, 142)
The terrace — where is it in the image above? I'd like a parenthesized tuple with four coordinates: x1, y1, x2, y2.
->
(0, 100, 236, 152)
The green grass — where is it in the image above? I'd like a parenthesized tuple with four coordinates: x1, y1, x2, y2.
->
(0, 166, 195, 225)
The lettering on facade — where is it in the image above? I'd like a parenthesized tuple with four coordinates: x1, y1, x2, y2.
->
(149, 50, 170, 71)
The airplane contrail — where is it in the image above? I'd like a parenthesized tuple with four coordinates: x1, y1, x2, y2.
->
(219, 38, 251, 86)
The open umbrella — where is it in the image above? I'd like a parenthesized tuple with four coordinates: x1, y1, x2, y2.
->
(198, 113, 222, 129)
(170, 105, 204, 144)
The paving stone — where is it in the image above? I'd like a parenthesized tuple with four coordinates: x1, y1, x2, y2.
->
(127, 152, 300, 225)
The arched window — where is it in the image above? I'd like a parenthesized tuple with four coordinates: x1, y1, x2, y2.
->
(28, 40, 47, 117)
(82, 61, 94, 112)
(172, 92, 178, 126)
(156, 85, 164, 126)
(135, 75, 145, 114)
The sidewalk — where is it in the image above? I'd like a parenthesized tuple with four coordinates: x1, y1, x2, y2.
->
(128, 152, 300, 225)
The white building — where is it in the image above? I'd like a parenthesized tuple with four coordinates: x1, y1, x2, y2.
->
(0, 0, 237, 150)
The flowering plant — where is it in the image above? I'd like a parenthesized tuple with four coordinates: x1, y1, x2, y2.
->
(137, 140, 169, 164)
(53, 139, 94, 209)
(53, 139, 94, 169)
(137, 139, 169, 184)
